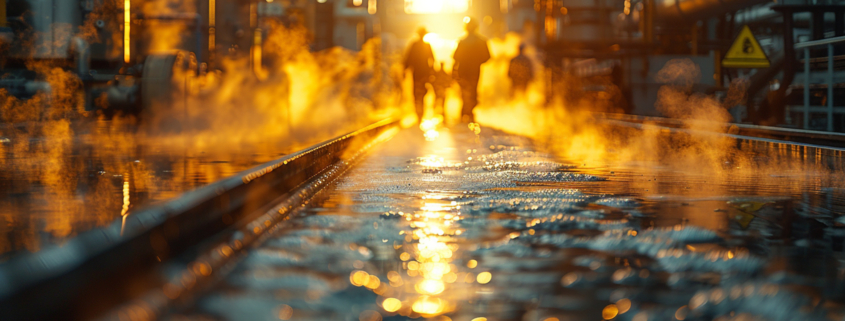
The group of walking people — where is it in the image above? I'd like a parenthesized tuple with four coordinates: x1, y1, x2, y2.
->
(404, 18, 534, 124)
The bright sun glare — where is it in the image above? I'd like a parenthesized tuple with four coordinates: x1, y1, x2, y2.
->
(404, 0, 471, 14)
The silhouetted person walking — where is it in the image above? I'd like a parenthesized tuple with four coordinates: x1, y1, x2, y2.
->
(508, 44, 533, 98)
(453, 18, 490, 123)
(404, 27, 435, 120)
(432, 62, 452, 119)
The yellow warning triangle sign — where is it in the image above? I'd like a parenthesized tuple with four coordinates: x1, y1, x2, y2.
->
(722, 25, 770, 68)
(733, 212, 756, 230)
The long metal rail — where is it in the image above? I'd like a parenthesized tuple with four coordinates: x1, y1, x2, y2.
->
(600, 112, 845, 147)
(598, 113, 845, 171)
(0, 118, 399, 321)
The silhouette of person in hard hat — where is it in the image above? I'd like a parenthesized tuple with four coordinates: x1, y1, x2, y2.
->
(404, 27, 435, 120)
(743, 39, 753, 54)
(432, 62, 452, 119)
(453, 17, 491, 123)
(508, 43, 533, 98)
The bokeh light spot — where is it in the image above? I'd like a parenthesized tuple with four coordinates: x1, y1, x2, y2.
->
(277, 304, 293, 320)
(616, 298, 632, 314)
(476, 271, 492, 284)
(602, 304, 619, 320)
(350, 270, 369, 286)
(382, 298, 402, 312)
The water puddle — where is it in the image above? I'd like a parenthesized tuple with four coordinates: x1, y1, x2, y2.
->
(0, 119, 330, 259)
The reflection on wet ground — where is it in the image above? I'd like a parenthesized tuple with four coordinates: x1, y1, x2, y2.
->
(0, 119, 327, 259)
(174, 125, 845, 321)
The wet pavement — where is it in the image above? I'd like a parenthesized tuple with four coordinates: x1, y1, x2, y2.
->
(0, 119, 334, 259)
(172, 125, 845, 321)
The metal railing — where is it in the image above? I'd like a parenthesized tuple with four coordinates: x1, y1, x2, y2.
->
(794, 35, 845, 131)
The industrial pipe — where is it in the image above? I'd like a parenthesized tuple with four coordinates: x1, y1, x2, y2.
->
(655, 0, 772, 23)
(24, 81, 51, 96)
(68, 37, 90, 77)
(105, 85, 138, 110)
(776, 10, 796, 126)
(0, 79, 50, 98)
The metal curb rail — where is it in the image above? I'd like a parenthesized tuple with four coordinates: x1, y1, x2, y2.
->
(0, 118, 398, 320)
(101, 123, 400, 321)
(600, 116, 845, 171)
(598, 112, 845, 148)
